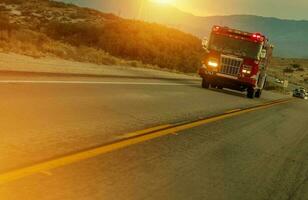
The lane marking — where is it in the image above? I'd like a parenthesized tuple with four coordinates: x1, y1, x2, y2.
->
(40, 171, 53, 176)
(119, 124, 172, 139)
(0, 98, 292, 185)
(0, 80, 199, 86)
(224, 108, 242, 114)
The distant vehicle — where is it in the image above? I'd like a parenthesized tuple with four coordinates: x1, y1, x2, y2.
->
(199, 25, 274, 98)
(275, 79, 284, 84)
(293, 87, 308, 99)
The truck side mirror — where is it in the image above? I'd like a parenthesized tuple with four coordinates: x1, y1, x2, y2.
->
(260, 49, 267, 59)
(202, 37, 209, 50)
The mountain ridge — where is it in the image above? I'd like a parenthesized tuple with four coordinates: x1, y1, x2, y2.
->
(62, 0, 308, 58)
(142, 3, 308, 58)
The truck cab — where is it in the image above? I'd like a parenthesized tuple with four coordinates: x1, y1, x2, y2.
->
(199, 26, 274, 98)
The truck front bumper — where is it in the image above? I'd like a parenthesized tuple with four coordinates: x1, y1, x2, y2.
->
(199, 68, 256, 91)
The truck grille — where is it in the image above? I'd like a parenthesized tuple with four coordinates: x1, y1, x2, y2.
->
(220, 55, 243, 76)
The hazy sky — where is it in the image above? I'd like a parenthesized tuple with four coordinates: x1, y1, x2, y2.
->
(63, 0, 308, 20)
(173, 0, 308, 20)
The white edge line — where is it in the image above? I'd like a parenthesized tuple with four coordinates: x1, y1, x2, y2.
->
(0, 80, 199, 86)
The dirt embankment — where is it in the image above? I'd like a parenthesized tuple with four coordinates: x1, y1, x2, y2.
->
(0, 53, 199, 80)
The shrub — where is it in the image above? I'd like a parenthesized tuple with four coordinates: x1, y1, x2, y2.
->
(290, 63, 305, 71)
(0, 14, 16, 33)
(291, 63, 300, 69)
(129, 61, 140, 67)
(44, 18, 203, 73)
(47, 1, 74, 8)
(0, 5, 9, 11)
(1, 1, 203, 73)
(0, 0, 23, 4)
(283, 67, 294, 73)
(264, 81, 285, 92)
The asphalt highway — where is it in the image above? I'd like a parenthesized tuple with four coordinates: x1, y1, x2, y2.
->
(0, 75, 306, 200)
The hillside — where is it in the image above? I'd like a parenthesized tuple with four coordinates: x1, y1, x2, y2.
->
(0, 0, 307, 87)
(0, 0, 202, 73)
(269, 57, 308, 87)
(78, 0, 308, 58)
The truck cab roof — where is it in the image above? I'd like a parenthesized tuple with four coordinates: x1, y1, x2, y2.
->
(212, 25, 268, 44)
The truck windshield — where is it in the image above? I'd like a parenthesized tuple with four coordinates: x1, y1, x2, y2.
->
(209, 33, 262, 59)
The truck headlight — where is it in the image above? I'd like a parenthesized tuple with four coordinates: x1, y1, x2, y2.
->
(242, 65, 252, 74)
(242, 69, 251, 74)
(208, 60, 218, 68)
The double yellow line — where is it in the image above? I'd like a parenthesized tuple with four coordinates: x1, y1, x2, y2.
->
(0, 98, 292, 185)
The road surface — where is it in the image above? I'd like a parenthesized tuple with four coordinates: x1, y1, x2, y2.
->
(0, 74, 306, 200)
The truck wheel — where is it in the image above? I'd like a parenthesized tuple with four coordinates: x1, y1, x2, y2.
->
(202, 79, 209, 89)
(247, 87, 255, 99)
(255, 89, 262, 98)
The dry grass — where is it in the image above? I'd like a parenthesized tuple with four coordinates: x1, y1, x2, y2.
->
(269, 57, 308, 87)
(0, 28, 152, 70)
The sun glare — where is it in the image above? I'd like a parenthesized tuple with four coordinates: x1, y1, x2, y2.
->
(150, 0, 175, 5)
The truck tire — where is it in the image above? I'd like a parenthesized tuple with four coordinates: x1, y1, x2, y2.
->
(202, 79, 209, 89)
(255, 89, 262, 98)
(247, 87, 255, 99)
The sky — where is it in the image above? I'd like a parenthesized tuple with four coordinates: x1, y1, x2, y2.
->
(171, 0, 308, 20)
(62, 0, 308, 20)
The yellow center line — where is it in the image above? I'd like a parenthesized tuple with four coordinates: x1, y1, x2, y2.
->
(119, 124, 172, 139)
(0, 98, 292, 185)
(40, 171, 53, 176)
(224, 108, 242, 114)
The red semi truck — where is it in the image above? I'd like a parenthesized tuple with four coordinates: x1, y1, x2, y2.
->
(199, 26, 274, 98)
